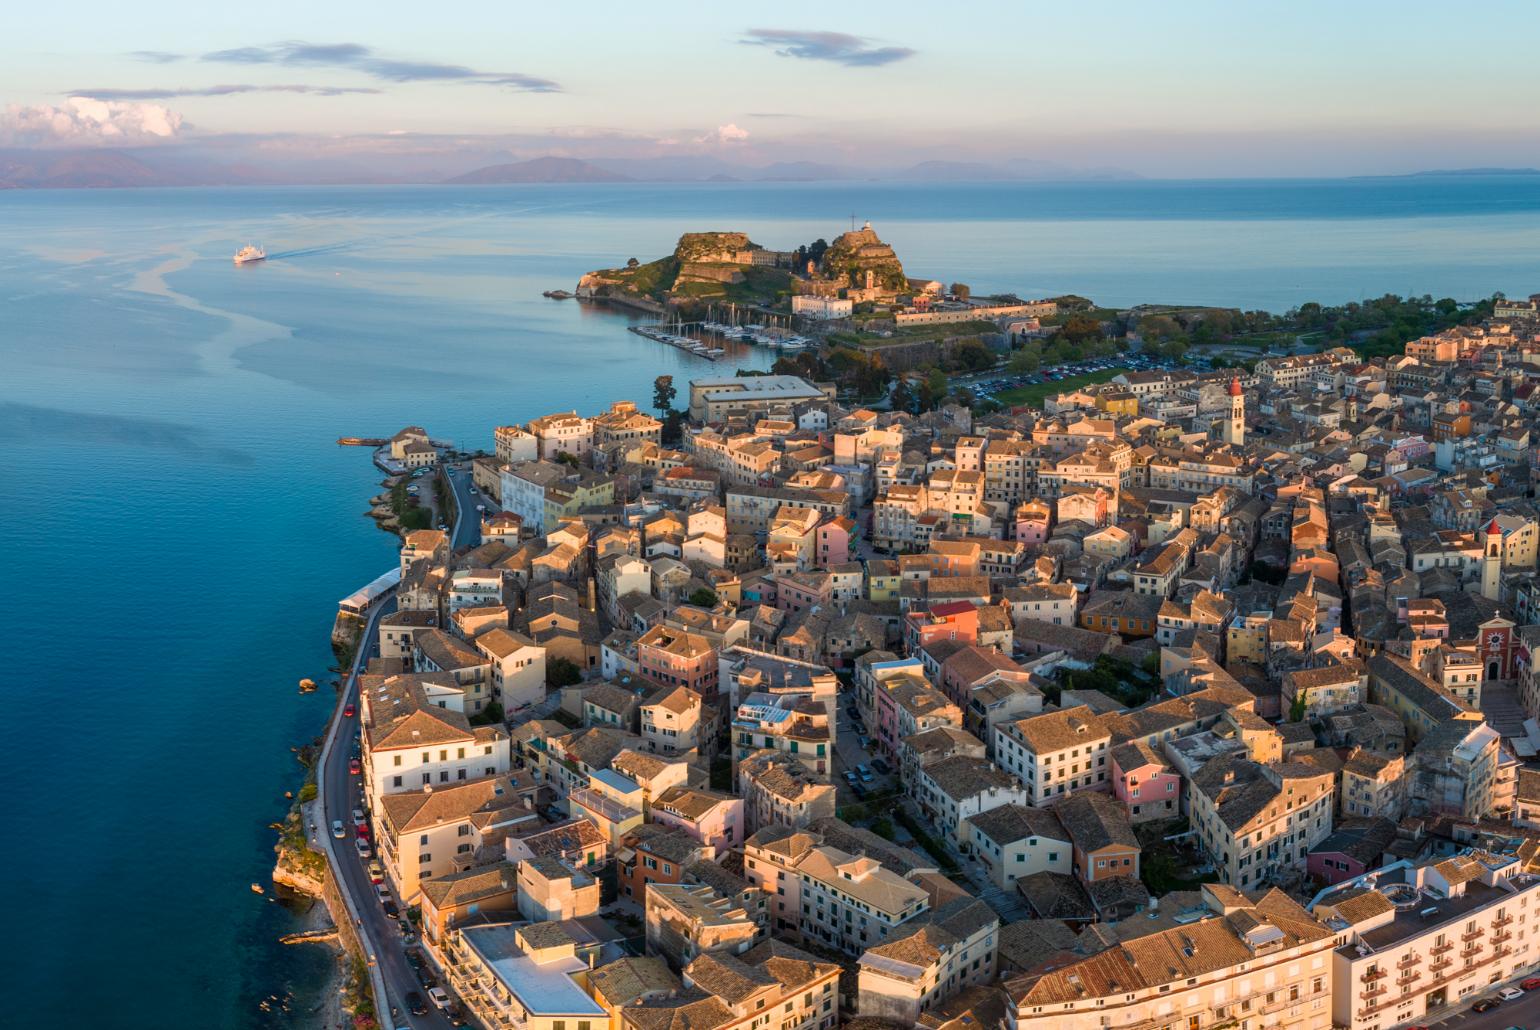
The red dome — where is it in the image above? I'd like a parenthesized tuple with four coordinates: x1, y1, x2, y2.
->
(1228, 377, 1242, 397)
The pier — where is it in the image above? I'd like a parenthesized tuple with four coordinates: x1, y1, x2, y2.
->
(630, 319, 814, 359)
(279, 928, 340, 945)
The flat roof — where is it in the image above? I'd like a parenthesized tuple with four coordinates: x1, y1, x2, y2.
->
(462, 925, 606, 1016)
(591, 768, 642, 797)
(1348, 880, 1511, 954)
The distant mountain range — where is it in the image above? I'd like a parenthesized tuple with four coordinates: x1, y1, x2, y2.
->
(444, 157, 631, 184)
(1356, 167, 1540, 179)
(0, 146, 1127, 189)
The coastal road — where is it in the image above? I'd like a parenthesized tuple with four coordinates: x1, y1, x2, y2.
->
(444, 464, 485, 552)
(317, 593, 453, 1030)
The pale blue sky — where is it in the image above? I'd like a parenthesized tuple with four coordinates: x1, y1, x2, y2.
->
(6, 0, 1540, 175)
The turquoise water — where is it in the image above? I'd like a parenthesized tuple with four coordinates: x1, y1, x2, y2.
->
(4, 178, 1540, 1028)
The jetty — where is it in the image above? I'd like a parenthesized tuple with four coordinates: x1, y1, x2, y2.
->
(279, 928, 339, 945)
(337, 437, 388, 447)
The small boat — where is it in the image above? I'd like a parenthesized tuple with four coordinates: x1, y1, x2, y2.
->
(251, 883, 266, 895)
(233, 244, 266, 265)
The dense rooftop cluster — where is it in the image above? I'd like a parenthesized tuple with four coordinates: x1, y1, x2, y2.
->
(342, 293, 1540, 1030)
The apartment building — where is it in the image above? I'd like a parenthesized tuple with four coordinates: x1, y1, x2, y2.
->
(1315, 851, 1540, 1030)
(857, 897, 999, 1024)
(737, 750, 837, 832)
(528, 410, 594, 460)
(359, 674, 509, 806)
(375, 772, 539, 902)
(1009, 886, 1336, 1030)
(640, 684, 703, 755)
(443, 921, 611, 1030)
(993, 705, 1112, 806)
(743, 826, 931, 957)
(621, 941, 840, 1030)
(1189, 754, 1335, 889)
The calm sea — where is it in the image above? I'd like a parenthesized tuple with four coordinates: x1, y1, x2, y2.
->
(4, 177, 1540, 1028)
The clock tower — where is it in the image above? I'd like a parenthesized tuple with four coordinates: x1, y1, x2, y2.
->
(1222, 377, 1244, 447)
(1482, 517, 1502, 602)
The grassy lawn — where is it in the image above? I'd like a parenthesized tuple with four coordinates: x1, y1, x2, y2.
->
(994, 366, 1129, 407)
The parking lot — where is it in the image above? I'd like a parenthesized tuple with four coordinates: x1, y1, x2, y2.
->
(960, 351, 1189, 404)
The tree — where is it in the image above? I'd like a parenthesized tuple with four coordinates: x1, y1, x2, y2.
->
(626, 257, 639, 269)
(1057, 314, 1105, 344)
(554, 450, 580, 468)
(1008, 346, 1041, 374)
(547, 658, 582, 688)
(920, 368, 949, 411)
(949, 282, 971, 300)
(688, 587, 718, 608)
(652, 375, 676, 416)
(891, 376, 916, 414)
(1289, 696, 1307, 723)
(949, 339, 995, 371)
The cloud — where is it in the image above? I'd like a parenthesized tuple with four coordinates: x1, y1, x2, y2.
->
(70, 84, 381, 99)
(127, 50, 183, 64)
(72, 84, 377, 100)
(739, 28, 914, 66)
(0, 97, 182, 145)
(697, 123, 750, 144)
(199, 40, 561, 91)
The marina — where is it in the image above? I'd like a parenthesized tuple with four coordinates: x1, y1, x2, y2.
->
(627, 319, 814, 362)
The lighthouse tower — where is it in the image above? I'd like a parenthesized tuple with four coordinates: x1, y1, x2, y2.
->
(1482, 518, 1502, 601)
(1222, 377, 1245, 447)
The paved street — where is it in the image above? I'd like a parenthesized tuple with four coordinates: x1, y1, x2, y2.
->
(318, 594, 454, 1030)
(1420, 974, 1540, 1030)
(443, 464, 486, 551)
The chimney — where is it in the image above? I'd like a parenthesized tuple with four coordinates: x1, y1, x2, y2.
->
(587, 577, 598, 613)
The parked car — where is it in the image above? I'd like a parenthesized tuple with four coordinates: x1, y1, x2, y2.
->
(384, 900, 400, 919)
(348, 757, 361, 775)
(374, 883, 390, 902)
(872, 758, 891, 775)
(342, 703, 355, 718)
(429, 987, 452, 1011)
(1498, 987, 1525, 1001)
(843, 771, 858, 785)
(1472, 999, 1499, 1013)
(368, 861, 385, 884)
(406, 991, 428, 1016)
(351, 807, 365, 823)
(851, 783, 867, 798)
(1522, 977, 1540, 990)
(331, 820, 345, 839)
(354, 838, 371, 859)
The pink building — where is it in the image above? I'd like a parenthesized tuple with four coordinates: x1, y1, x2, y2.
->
(816, 516, 854, 568)
(649, 785, 745, 850)
(1015, 499, 1051, 545)
(1110, 740, 1181, 824)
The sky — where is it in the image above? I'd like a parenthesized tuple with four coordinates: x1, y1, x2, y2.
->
(5, 0, 1540, 178)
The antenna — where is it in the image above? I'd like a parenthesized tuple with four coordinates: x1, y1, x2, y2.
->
(850, 213, 856, 232)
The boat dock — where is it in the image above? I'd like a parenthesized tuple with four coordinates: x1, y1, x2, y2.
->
(629, 324, 726, 360)
(337, 437, 389, 447)
(630, 319, 813, 358)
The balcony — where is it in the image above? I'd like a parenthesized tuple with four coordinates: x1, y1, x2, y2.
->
(1361, 986, 1387, 1001)
(1493, 930, 1513, 945)
(1396, 972, 1421, 987)
(1430, 958, 1453, 973)
(1494, 913, 1515, 927)
(1361, 968, 1387, 983)
(1462, 928, 1485, 942)
(1397, 953, 1422, 969)
(1431, 942, 1454, 955)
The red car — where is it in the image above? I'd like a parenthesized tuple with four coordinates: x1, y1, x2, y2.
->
(1524, 979, 1540, 991)
(348, 757, 361, 776)
(355, 822, 371, 839)
(343, 703, 356, 718)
